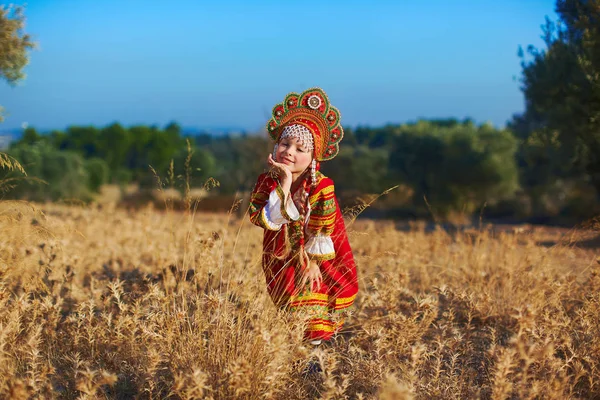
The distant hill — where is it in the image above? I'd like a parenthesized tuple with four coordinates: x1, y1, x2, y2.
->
(0, 128, 22, 149)
(180, 126, 252, 137)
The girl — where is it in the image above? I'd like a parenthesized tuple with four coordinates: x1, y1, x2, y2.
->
(249, 88, 359, 345)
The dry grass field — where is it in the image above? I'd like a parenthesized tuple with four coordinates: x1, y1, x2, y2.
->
(0, 200, 599, 399)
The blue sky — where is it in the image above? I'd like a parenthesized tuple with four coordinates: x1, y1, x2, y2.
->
(0, 0, 557, 132)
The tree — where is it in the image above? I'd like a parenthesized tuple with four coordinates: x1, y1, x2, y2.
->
(516, 0, 600, 198)
(207, 135, 271, 193)
(20, 126, 41, 145)
(6, 143, 91, 201)
(389, 122, 519, 216)
(0, 5, 34, 177)
(322, 146, 391, 194)
(85, 158, 110, 192)
(0, 5, 35, 122)
(97, 123, 131, 176)
(171, 146, 216, 189)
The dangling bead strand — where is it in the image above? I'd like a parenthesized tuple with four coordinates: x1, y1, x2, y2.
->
(311, 159, 317, 186)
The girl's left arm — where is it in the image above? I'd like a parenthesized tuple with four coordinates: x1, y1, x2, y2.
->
(305, 179, 336, 261)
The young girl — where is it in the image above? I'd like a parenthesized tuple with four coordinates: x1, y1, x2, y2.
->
(249, 87, 359, 345)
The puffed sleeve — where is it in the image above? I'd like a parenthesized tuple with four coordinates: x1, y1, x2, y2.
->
(249, 173, 300, 231)
(305, 178, 336, 261)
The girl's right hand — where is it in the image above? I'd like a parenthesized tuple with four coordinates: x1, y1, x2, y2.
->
(268, 154, 292, 186)
(300, 261, 323, 292)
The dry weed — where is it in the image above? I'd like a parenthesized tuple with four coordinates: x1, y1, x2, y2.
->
(0, 200, 598, 399)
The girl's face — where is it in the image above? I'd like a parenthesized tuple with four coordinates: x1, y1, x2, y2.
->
(275, 135, 313, 175)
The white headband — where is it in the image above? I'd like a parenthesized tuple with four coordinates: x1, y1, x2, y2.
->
(279, 124, 314, 152)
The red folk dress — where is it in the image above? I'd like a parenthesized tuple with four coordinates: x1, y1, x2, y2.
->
(249, 171, 359, 341)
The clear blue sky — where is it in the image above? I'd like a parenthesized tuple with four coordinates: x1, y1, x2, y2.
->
(0, 0, 557, 132)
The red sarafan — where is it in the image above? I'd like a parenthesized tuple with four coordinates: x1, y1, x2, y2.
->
(249, 170, 358, 341)
(248, 87, 359, 342)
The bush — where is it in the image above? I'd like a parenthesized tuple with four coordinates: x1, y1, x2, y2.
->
(5, 143, 91, 201)
(323, 146, 392, 194)
(112, 168, 133, 187)
(85, 157, 110, 192)
(389, 122, 519, 216)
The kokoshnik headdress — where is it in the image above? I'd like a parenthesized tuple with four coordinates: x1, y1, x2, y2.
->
(267, 87, 344, 162)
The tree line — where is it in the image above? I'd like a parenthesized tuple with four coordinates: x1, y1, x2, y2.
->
(3, 116, 597, 221)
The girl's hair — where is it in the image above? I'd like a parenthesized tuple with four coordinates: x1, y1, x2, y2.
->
(272, 167, 315, 271)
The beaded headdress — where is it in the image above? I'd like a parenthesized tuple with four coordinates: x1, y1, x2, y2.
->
(267, 87, 344, 161)
(279, 124, 314, 152)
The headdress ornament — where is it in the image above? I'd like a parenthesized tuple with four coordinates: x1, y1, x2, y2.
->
(266, 87, 344, 161)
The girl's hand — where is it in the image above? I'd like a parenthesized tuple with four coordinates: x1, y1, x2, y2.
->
(300, 260, 322, 292)
(267, 153, 292, 188)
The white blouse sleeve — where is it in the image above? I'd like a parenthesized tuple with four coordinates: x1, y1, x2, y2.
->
(305, 233, 335, 261)
(261, 186, 300, 229)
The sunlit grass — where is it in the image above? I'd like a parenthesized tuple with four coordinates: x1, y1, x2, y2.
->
(0, 200, 598, 399)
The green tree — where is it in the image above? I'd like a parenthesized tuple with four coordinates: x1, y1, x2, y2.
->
(0, 5, 35, 122)
(6, 143, 91, 201)
(147, 126, 184, 174)
(171, 146, 216, 189)
(164, 121, 182, 136)
(207, 135, 271, 193)
(63, 126, 100, 157)
(516, 0, 600, 197)
(389, 122, 519, 215)
(126, 125, 153, 175)
(1, 5, 34, 176)
(323, 146, 391, 193)
(85, 157, 110, 192)
(20, 126, 41, 145)
(97, 123, 131, 177)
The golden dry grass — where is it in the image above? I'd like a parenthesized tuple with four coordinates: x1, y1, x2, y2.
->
(0, 201, 599, 399)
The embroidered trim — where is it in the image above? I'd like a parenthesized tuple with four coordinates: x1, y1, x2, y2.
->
(275, 185, 295, 221)
(307, 180, 336, 236)
(305, 319, 342, 333)
(334, 294, 357, 309)
(291, 292, 329, 302)
(309, 185, 335, 204)
(307, 252, 335, 261)
(260, 207, 281, 231)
